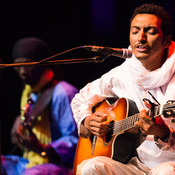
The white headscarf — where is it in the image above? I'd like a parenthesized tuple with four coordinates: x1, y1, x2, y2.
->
(124, 41, 175, 103)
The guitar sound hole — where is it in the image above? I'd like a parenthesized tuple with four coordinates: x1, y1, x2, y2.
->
(104, 120, 114, 143)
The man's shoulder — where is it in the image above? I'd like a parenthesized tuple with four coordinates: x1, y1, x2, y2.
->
(53, 80, 78, 97)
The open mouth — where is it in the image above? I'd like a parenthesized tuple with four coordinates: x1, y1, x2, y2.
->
(135, 45, 150, 53)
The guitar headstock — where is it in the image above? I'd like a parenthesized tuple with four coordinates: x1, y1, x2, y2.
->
(163, 100, 175, 119)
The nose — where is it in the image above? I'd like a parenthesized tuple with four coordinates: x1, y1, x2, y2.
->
(20, 66, 26, 72)
(138, 30, 147, 43)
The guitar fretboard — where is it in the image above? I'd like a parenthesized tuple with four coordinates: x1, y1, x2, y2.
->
(113, 105, 162, 135)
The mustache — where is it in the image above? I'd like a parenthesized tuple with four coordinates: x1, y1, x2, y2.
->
(134, 43, 151, 49)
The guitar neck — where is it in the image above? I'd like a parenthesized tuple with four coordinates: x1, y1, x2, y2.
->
(113, 113, 139, 135)
(113, 105, 162, 135)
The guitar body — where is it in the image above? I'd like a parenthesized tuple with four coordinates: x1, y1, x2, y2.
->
(73, 98, 139, 174)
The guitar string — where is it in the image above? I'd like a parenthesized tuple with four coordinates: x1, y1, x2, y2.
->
(104, 115, 138, 134)
(102, 104, 175, 135)
(106, 104, 159, 134)
(93, 103, 175, 135)
(106, 103, 175, 132)
(103, 114, 139, 134)
(113, 114, 139, 134)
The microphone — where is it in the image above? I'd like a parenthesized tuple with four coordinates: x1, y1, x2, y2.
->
(82, 45, 132, 58)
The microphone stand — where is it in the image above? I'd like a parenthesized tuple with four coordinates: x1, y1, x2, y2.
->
(0, 55, 109, 69)
(0, 45, 110, 69)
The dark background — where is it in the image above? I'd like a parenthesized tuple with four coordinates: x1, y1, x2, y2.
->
(1, 0, 175, 155)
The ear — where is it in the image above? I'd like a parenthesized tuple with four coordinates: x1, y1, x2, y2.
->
(164, 35, 172, 48)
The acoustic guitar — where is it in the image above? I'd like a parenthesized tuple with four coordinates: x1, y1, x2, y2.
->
(73, 97, 175, 174)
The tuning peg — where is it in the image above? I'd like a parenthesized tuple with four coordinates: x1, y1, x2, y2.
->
(170, 118, 175, 123)
(166, 100, 175, 104)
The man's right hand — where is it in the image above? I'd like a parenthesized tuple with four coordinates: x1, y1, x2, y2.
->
(84, 111, 108, 136)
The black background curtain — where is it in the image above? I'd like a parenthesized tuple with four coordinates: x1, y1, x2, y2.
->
(1, 0, 175, 155)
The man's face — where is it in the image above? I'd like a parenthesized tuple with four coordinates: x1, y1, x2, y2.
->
(130, 14, 168, 70)
(14, 57, 44, 86)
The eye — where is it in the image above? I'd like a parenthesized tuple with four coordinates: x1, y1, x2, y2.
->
(130, 27, 139, 34)
(146, 27, 159, 35)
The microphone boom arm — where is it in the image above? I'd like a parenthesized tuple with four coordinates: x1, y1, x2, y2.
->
(0, 56, 108, 69)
